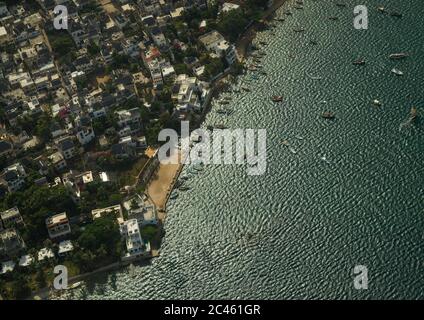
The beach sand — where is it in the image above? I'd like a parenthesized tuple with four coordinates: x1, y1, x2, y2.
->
(146, 149, 183, 213)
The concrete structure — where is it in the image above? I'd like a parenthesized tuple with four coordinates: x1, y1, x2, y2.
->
(46, 212, 71, 239)
(120, 218, 150, 261)
(0, 207, 24, 228)
(199, 30, 237, 65)
(0, 229, 26, 257)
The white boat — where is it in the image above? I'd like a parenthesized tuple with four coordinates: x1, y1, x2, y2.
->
(389, 53, 408, 60)
(372, 99, 382, 106)
(308, 73, 323, 80)
(289, 147, 297, 154)
(391, 68, 404, 76)
(320, 155, 330, 164)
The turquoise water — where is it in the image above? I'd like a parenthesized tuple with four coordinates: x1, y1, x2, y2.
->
(68, 0, 424, 299)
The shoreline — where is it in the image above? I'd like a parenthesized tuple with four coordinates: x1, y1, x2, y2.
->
(236, 0, 288, 60)
(31, 1, 287, 300)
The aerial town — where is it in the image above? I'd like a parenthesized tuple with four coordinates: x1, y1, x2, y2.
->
(0, 0, 269, 299)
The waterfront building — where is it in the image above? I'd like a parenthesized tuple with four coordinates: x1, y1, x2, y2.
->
(199, 30, 237, 65)
(120, 218, 151, 261)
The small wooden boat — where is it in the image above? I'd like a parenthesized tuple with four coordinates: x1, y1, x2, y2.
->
(310, 40, 318, 45)
(293, 27, 305, 32)
(272, 95, 284, 102)
(390, 11, 402, 18)
(410, 107, 418, 122)
(328, 16, 339, 21)
(353, 58, 366, 65)
(321, 111, 336, 119)
(241, 86, 251, 92)
(335, 2, 347, 7)
(215, 124, 227, 130)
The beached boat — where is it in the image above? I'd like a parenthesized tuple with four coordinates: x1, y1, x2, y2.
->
(353, 58, 366, 65)
(389, 53, 408, 60)
(271, 96, 284, 102)
(372, 99, 382, 106)
(321, 111, 336, 119)
(67, 281, 83, 290)
(391, 68, 404, 76)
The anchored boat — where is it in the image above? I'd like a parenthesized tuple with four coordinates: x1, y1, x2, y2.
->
(389, 53, 408, 60)
(391, 68, 404, 76)
(321, 111, 336, 119)
(271, 96, 284, 102)
(353, 58, 366, 65)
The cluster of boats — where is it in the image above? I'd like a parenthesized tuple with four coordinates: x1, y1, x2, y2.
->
(352, 53, 408, 79)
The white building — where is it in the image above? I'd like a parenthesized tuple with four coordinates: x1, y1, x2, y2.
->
(58, 240, 74, 256)
(76, 127, 95, 145)
(172, 74, 208, 111)
(122, 194, 158, 226)
(120, 219, 150, 261)
(199, 30, 237, 65)
(92, 204, 124, 224)
(38, 247, 55, 261)
(46, 212, 71, 240)
(1, 163, 27, 193)
(0, 207, 24, 228)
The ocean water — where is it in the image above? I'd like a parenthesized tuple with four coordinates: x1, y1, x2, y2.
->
(66, 0, 424, 299)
